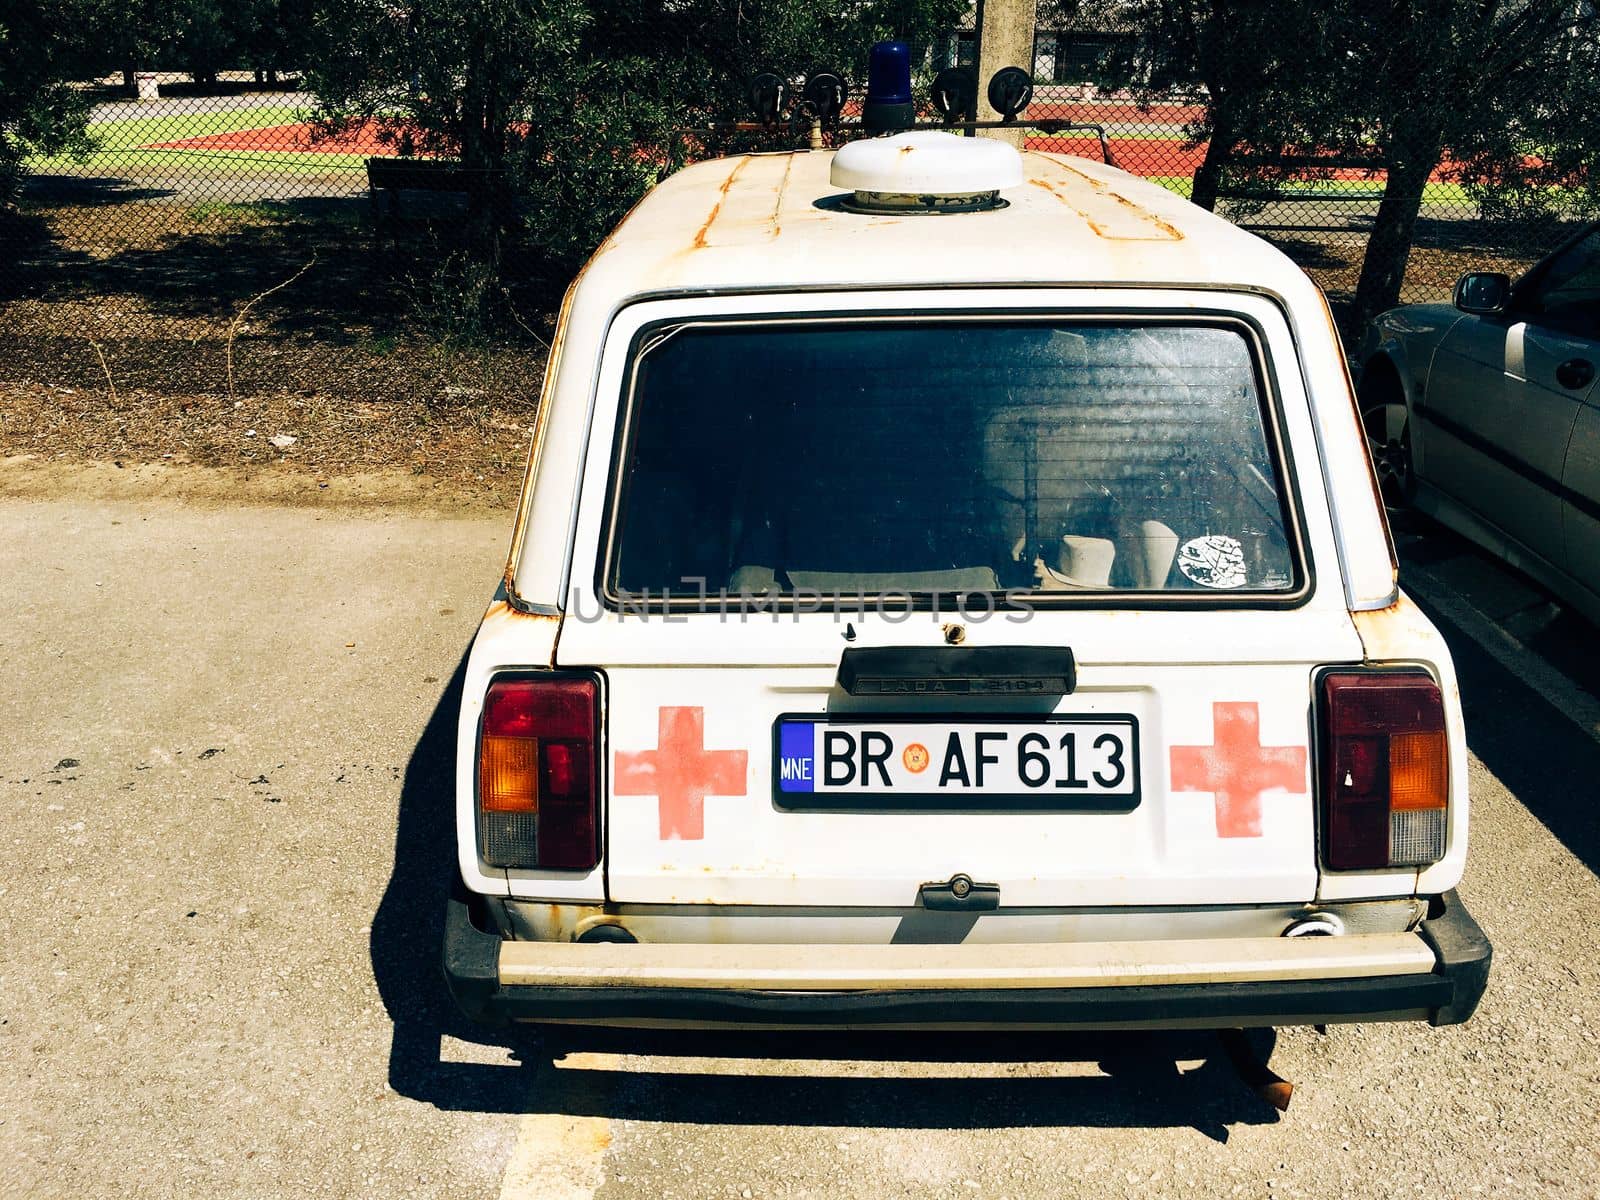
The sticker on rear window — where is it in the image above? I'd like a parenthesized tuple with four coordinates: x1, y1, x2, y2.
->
(1177, 535, 1247, 589)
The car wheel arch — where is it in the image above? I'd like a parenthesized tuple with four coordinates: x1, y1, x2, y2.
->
(1358, 351, 1419, 506)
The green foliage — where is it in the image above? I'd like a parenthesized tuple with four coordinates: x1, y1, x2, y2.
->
(1116, 0, 1354, 210)
(0, 1, 100, 205)
(1119, 0, 1600, 319)
(584, 0, 965, 125)
(1448, 6, 1600, 228)
(409, 249, 501, 352)
(305, 0, 963, 294)
(186, 199, 280, 224)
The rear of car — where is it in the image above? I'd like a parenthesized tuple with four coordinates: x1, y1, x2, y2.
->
(444, 147, 1489, 1030)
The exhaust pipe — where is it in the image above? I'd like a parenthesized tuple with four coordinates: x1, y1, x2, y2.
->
(1283, 911, 1345, 938)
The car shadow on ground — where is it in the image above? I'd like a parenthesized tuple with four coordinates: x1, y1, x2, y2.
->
(523, 1027, 1286, 1142)
(371, 647, 1289, 1139)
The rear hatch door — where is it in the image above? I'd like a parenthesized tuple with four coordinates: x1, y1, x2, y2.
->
(554, 292, 1363, 907)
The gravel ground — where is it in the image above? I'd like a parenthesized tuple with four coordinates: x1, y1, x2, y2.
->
(1, 480, 1597, 1199)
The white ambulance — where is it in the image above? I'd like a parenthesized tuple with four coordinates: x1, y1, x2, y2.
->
(444, 132, 1490, 1031)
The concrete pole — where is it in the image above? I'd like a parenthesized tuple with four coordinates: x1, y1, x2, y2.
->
(974, 0, 1039, 147)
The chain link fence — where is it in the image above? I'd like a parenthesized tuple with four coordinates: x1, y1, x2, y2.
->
(2, 2, 1594, 458)
(1019, 7, 1583, 336)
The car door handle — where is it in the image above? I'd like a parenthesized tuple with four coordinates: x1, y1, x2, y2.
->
(1556, 358, 1595, 390)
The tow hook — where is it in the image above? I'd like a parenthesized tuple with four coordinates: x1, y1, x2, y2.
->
(1217, 1028, 1294, 1112)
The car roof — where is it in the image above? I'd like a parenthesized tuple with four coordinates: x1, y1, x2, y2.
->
(574, 148, 1309, 305)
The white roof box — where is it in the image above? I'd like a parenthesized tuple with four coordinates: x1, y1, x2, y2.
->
(830, 131, 1024, 214)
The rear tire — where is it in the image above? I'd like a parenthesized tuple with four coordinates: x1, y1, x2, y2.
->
(1358, 362, 1414, 510)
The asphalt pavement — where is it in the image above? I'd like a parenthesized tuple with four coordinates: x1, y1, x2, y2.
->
(2, 489, 1597, 1200)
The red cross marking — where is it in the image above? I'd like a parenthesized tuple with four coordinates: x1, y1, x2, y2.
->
(1169, 702, 1308, 838)
(614, 706, 748, 841)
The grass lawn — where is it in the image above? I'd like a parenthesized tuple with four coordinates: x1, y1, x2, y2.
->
(1146, 176, 1477, 204)
(24, 106, 370, 176)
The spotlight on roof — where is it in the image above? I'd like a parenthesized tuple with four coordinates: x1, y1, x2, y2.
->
(801, 70, 847, 124)
(748, 70, 787, 127)
(931, 66, 978, 126)
(862, 40, 914, 133)
(986, 66, 1034, 123)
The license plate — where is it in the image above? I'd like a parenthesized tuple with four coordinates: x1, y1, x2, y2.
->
(772, 715, 1140, 811)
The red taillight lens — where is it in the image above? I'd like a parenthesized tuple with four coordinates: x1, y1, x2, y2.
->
(477, 675, 600, 870)
(1320, 671, 1449, 870)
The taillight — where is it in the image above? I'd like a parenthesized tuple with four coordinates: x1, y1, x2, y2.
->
(1319, 670, 1448, 870)
(477, 674, 600, 870)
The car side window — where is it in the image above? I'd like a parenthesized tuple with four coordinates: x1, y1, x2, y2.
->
(1524, 229, 1600, 332)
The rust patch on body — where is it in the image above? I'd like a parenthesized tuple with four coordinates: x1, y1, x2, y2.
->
(1351, 592, 1433, 663)
(507, 901, 608, 941)
(769, 153, 795, 239)
(691, 156, 754, 250)
(1030, 157, 1184, 241)
(481, 598, 560, 626)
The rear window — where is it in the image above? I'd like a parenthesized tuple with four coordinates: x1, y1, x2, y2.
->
(606, 319, 1301, 604)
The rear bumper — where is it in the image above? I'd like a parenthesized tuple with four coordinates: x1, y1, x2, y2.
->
(443, 888, 1490, 1030)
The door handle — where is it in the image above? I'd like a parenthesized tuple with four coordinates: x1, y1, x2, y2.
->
(1556, 358, 1595, 390)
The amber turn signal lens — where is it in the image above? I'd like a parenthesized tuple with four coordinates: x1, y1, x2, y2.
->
(479, 734, 538, 813)
(1388, 730, 1448, 811)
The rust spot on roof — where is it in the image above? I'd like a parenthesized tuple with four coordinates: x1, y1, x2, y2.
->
(691, 205, 720, 250)
(691, 156, 754, 250)
(1031, 156, 1184, 241)
(768, 153, 795, 240)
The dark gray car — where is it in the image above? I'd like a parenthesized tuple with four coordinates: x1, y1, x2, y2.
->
(1358, 222, 1600, 623)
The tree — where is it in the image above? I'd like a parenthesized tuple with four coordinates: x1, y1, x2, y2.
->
(1121, 0, 1600, 325)
(236, 0, 316, 84)
(1339, 0, 1600, 324)
(0, 1, 98, 206)
(305, 0, 964, 277)
(1118, 0, 1347, 213)
(307, 0, 608, 267)
(171, 0, 237, 90)
(582, 0, 965, 126)
(76, 0, 169, 91)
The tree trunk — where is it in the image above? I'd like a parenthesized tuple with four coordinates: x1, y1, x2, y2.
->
(1190, 106, 1235, 212)
(459, 104, 505, 271)
(1188, 57, 1236, 213)
(1352, 122, 1445, 328)
(122, 66, 136, 92)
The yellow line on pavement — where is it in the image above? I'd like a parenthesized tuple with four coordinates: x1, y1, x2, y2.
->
(498, 1053, 615, 1200)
